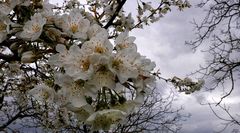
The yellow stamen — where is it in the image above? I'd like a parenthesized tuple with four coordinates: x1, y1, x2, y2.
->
(80, 59, 90, 71)
(70, 23, 78, 33)
(0, 22, 7, 31)
(119, 44, 128, 49)
(112, 59, 123, 70)
(42, 91, 49, 100)
(32, 24, 41, 33)
(94, 45, 106, 54)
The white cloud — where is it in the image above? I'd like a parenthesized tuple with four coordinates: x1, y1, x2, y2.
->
(129, 1, 240, 133)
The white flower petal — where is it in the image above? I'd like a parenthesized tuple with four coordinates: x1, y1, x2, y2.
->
(56, 44, 67, 53)
(61, 9, 90, 39)
(86, 109, 127, 131)
(74, 104, 94, 122)
(20, 13, 46, 41)
(115, 31, 137, 51)
(87, 24, 108, 38)
(28, 84, 55, 103)
(88, 69, 116, 89)
(82, 36, 113, 55)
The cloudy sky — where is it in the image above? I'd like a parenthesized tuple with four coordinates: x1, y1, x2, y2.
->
(50, 0, 240, 132)
(125, 0, 240, 133)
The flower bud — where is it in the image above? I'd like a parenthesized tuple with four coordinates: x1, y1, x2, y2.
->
(21, 51, 36, 63)
(10, 42, 19, 51)
(45, 28, 61, 42)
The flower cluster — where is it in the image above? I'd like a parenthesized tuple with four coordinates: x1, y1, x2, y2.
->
(171, 76, 204, 94)
(0, 0, 193, 131)
(0, 2, 157, 130)
(44, 26, 156, 130)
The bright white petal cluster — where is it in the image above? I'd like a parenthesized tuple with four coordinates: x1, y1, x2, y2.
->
(0, 0, 196, 131)
(28, 83, 55, 104)
(20, 13, 46, 41)
(86, 109, 127, 131)
(54, 73, 88, 109)
(49, 44, 94, 80)
(46, 26, 156, 130)
(41, 0, 55, 18)
(57, 9, 90, 39)
(82, 36, 113, 55)
(115, 31, 137, 51)
(87, 24, 109, 39)
(0, 1, 157, 130)
(109, 49, 139, 83)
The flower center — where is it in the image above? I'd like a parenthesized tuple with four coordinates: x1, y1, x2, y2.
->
(32, 24, 41, 33)
(42, 91, 49, 100)
(112, 59, 123, 70)
(97, 65, 108, 73)
(94, 45, 106, 54)
(70, 23, 78, 33)
(118, 43, 129, 50)
(80, 59, 90, 71)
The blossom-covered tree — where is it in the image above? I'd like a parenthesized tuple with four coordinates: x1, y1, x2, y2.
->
(0, 0, 201, 132)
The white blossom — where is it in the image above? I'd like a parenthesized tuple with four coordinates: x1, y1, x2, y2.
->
(54, 73, 88, 110)
(120, 13, 135, 29)
(0, 0, 30, 16)
(28, 84, 55, 103)
(41, 0, 55, 18)
(86, 109, 127, 131)
(87, 55, 116, 89)
(81, 36, 113, 55)
(48, 44, 69, 67)
(65, 45, 94, 80)
(134, 55, 156, 77)
(116, 85, 146, 107)
(87, 66, 116, 90)
(74, 104, 94, 122)
(115, 31, 137, 52)
(19, 13, 46, 41)
(61, 9, 90, 39)
(49, 44, 94, 80)
(109, 49, 139, 83)
(133, 75, 156, 93)
(87, 24, 108, 39)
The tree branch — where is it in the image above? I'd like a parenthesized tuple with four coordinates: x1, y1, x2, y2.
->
(103, 0, 127, 29)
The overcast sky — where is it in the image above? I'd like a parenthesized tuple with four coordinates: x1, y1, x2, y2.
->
(50, 0, 240, 132)
(126, 0, 240, 132)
